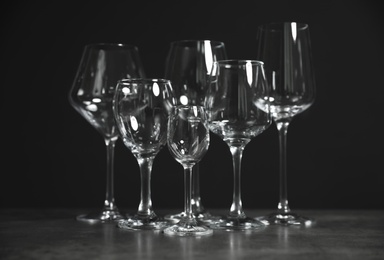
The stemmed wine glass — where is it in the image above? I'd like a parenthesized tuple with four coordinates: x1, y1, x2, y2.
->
(113, 78, 176, 230)
(164, 39, 227, 222)
(163, 105, 212, 236)
(204, 60, 271, 230)
(255, 22, 316, 226)
(69, 43, 145, 223)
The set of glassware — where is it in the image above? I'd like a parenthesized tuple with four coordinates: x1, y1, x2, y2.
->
(69, 22, 316, 236)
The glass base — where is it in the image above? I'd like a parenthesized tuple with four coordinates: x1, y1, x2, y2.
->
(163, 219, 213, 236)
(117, 214, 169, 230)
(165, 211, 221, 224)
(208, 215, 265, 231)
(256, 212, 315, 227)
(76, 209, 126, 224)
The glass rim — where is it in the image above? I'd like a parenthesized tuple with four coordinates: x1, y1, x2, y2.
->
(84, 42, 139, 50)
(170, 39, 225, 47)
(257, 22, 309, 31)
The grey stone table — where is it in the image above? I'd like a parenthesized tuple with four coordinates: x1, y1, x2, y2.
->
(1, 208, 383, 259)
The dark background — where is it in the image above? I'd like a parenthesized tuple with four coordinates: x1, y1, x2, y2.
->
(1, 0, 383, 211)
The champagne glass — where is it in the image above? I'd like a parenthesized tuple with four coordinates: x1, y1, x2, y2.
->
(164, 39, 227, 222)
(69, 43, 145, 223)
(164, 105, 212, 236)
(255, 22, 316, 226)
(113, 78, 176, 230)
(204, 60, 271, 230)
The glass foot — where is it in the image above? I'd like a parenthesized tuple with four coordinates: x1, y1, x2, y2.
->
(117, 214, 169, 230)
(165, 211, 221, 224)
(76, 209, 126, 224)
(163, 219, 213, 236)
(256, 212, 315, 227)
(208, 215, 265, 231)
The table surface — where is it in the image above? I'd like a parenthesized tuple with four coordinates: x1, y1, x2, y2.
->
(1, 208, 383, 260)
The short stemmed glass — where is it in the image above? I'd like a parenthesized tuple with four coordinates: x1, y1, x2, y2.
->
(69, 43, 145, 223)
(204, 60, 271, 230)
(255, 22, 316, 226)
(163, 105, 212, 236)
(164, 40, 227, 223)
(113, 78, 176, 230)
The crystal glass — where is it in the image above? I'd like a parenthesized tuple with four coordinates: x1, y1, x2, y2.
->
(164, 105, 212, 236)
(69, 43, 145, 223)
(255, 22, 316, 226)
(113, 78, 176, 230)
(164, 39, 227, 223)
(204, 60, 271, 230)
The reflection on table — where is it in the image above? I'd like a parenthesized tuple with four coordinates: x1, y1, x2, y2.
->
(1, 209, 383, 259)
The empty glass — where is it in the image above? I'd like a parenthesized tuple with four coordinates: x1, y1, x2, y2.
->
(164, 105, 212, 236)
(69, 43, 145, 223)
(113, 78, 176, 230)
(164, 39, 227, 223)
(205, 60, 271, 230)
(255, 22, 316, 226)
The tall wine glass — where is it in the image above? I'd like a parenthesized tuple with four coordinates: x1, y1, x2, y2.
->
(69, 43, 145, 223)
(164, 105, 212, 236)
(204, 60, 271, 230)
(113, 78, 176, 230)
(255, 22, 316, 226)
(164, 39, 227, 222)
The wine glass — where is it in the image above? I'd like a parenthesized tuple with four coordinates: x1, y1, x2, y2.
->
(113, 78, 176, 230)
(163, 105, 212, 236)
(255, 22, 316, 226)
(204, 59, 271, 230)
(69, 43, 145, 223)
(164, 39, 227, 223)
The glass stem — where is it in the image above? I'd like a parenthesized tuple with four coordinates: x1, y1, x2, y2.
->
(276, 120, 291, 214)
(136, 155, 156, 218)
(103, 137, 117, 211)
(229, 145, 246, 218)
(184, 166, 194, 221)
(191, 163, 205, 214)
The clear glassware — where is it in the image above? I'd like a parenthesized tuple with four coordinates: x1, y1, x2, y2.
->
(163, 105, 213, 236)
(254, 22, 316, 226)
(164, 39, 227, 223)
(204, 60, 271, 230)
(113, 78, 176, 230)
(69, 43, 145, 223)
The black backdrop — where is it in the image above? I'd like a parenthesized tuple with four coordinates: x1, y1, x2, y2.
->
(2, 0, 383, 210)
